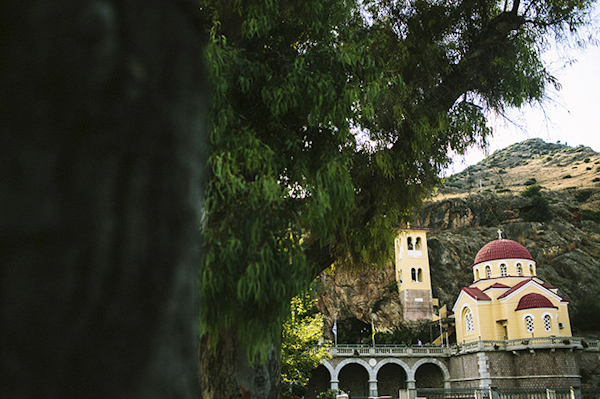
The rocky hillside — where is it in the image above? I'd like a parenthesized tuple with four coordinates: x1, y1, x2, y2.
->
(316, 139, 600, 339)
(439, 139, 600, 210)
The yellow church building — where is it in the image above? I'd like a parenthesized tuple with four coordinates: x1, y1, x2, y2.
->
(452, 232, 572, 343)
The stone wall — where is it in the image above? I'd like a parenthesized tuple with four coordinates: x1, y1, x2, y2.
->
(449, 349, 584, 389)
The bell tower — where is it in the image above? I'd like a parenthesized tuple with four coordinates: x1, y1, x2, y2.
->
(394, 228, 434, 321)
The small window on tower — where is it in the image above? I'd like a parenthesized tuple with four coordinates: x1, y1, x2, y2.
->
(411, 268, 417, 282)
(407, 237, 414, 250)
(415, 237, 422, 250)
(417, 268, 423, 282)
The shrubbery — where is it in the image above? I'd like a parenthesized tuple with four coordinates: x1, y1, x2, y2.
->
(520, 185, 551, 222)
(521, 184, 542, 197)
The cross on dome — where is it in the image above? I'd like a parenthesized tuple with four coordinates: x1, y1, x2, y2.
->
(497, 229, 503, 240)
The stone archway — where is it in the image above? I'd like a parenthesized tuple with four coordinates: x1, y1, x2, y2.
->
(336, 359, 371, 398)
(375, 359, 410, 399)
(412, 359, 449, 389)
(305, 365, 332, 399)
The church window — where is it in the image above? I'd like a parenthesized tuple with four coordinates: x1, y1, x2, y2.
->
(463, 308, 474, 333)
(500, 263, 507, 277)
(411, 268, 417, 282)
(417, 268, 423, 282)
(475, 268, 480, 281)
(407, 237, 414, 250)
(525, 316, 534, 333)
(516, 263, 523, 276)
(544, 315, 552, 332)
(415, 237, 422, 250)
(529, 263, 535, 276)
(486, 266, 491, 279)
(397, 270, 402, 284)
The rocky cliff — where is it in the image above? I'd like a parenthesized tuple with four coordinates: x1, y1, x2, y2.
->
(316, 139, 600, 338)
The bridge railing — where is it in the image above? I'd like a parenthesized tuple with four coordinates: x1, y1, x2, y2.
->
(451, 337, 599, 355)
(331, 344, 451, 357)
(330, 338, 600, 357)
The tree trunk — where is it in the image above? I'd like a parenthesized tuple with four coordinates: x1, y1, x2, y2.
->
(198, 330, 281, 399)
(0, 1, 207, 398)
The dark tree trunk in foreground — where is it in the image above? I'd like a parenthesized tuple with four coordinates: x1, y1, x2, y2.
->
(0, 1, 207, 398)
(199, 330, 281, 399)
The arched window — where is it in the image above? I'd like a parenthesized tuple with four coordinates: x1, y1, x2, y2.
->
(397, 270, 403, 284)
(407, 237, 414, 250)
(500, 263, 507, 277)
(516, 263, 523, 276)
(417, 268, 423, 282)
(544, 315, 552, 332)
(411, 268, 417, 282)
(529, 263, 535, 276)
(525, 316, 534, 333)
(486, 266, 491, 279)
(463, 308, 474, 333)
(475, 268, 480, 281)
(415, 237, 422, 250)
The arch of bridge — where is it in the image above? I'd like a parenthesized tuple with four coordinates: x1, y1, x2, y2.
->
(410, 357, 451, 384)
(325, 356, 451, 385)
(321, 361, 335, 380)
(331, 358, 376, 381)
(372, 358, 411, 378)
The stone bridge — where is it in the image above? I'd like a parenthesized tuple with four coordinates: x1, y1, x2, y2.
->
(306, 345, 452, 399)
(305, 339, 600, 399)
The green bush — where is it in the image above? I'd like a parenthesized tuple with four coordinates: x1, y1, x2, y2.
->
(317, 389, 339, 399)
(521, 184, 542, 197)
(582, 209, 600, 223)
(575, 190, 593, 203)
(523, 196, 551, 222)
(524, 178, 537, 186)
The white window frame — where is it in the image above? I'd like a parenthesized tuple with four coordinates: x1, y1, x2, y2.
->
(523, 314, 535, 333)
(500, 263, 507, 277)
(543, 312, 553, 332)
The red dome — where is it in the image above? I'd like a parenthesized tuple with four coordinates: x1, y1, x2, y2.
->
(473, 239, 533, 265)
(515, 293, 557, 310)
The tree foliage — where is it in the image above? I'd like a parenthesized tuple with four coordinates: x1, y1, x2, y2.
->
(281, 291, 331, 399)
(199, 0, 597, 360)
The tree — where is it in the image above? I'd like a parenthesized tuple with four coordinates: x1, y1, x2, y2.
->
(198, 1, 596, 398)
(1, 1, 207, 398)
(281, 291, 331, 399)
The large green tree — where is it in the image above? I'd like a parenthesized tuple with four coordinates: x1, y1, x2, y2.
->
(198, 1, 596, 398)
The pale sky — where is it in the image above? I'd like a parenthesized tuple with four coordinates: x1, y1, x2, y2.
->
(448, 6, 600, 175)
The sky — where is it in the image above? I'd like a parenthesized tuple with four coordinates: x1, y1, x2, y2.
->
(447, 5, 600, 175)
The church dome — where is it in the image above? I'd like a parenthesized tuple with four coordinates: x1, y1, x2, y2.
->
(515, 293, 557, 310)
(473, 239, 533, 265)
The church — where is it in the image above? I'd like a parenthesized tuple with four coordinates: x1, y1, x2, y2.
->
(452, 231, 572, 343)
(311, 228, 596, 398)
(394, 227, 573, 342)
